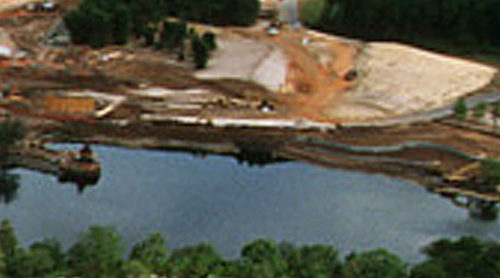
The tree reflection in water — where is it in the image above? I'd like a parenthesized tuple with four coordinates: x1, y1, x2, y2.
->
(0, 170, 19, 204)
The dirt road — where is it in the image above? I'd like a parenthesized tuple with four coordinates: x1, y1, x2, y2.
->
(274, 30, 357, 121)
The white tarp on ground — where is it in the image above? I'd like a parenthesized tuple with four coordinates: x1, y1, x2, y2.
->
(0, 45, 13, 58)
(130, 88, 208, 97)
(141, 114, 337, 131)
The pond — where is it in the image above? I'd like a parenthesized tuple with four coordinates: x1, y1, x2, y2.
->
(1, 145, 499, 262)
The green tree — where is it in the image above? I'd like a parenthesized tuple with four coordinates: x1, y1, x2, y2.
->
(68, 226, 125, 278)
(454, 97, 468, 122)
(30, 238, 66, 271)
(120, 260, 152, 278)
(159, 21, 187, 50)
(293, 245, 342, 278)
(241, 239, 289, 277)
(65, 1, 114, 48)
(0, 219, 19, 277)
(0, 248, 6, 278)
(410, 261, 446, 278)
(64, 5, 90, 44)
(191, 34, 209, 69)
(201, 32, 217, 51)
(143, 25, 156, 46)
(9, 248, 60, 278)
(229, 0, 261, 26)
(0, 172, 20, 204)
(112, 4, 131, 45)
(481, 159, 500, 185)
(167, 0, 260, 27)
(0, 119, 25, 155)
(312, 0, 500, 55)
(0, 219, 18, 257)
(473, 103, 487, 122)
(301, 0, 327, 27)
(130, 232, 167, 273)
(492, 102, 500, 131)
(212, 260, 253, 277)
(168, 243, 223, 278)
(344, 249, 408, 278)
(422, 237, 484, 278)
(88, 6, 113, 48)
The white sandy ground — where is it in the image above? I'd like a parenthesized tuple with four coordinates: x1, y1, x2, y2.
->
(327, 42, 497, 121)
(195, 38, 288, 91)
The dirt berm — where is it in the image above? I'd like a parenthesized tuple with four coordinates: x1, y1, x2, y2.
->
(325, 42, 497, 121)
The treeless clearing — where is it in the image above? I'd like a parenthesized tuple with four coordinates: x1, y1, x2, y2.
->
(271, 29, 358, 121)
(0, 0, 38, 12)
(219, 24, 359, 121)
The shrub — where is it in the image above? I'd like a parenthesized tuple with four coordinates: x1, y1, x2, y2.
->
(160, 21, 187, 50)
(453, 97, 467, 121)
(202, 32, 217, 51)
(191, 35, 209, 69)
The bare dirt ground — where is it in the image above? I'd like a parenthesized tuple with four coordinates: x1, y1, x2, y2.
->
(0, 27, 14, 46)
(2, 8, 496, 125)
(326, 43, 498, 121)
(194, 22, 359, 120)
(0, 0, 37, 12)
(272, 28, 358, 121)
(194, 23, 497, 124)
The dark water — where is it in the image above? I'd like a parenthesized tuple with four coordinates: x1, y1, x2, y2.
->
(1, 145, 500, 262)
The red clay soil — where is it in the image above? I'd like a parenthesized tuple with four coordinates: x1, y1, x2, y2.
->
(0, 10, 40, 19)
(260, 28, 358, 122)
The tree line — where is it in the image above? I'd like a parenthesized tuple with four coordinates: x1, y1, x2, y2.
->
(64, 0, 259, 48)
(303, 0, 500, 55)
(0, 219, 498, 277)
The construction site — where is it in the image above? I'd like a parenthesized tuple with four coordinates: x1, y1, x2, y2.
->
(2, 0, 500, 211)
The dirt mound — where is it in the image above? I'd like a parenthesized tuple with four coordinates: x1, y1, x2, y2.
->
(325, 42, 497, 121)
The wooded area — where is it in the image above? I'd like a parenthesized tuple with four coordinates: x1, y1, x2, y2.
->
(0, 220, 498, 277)
(304, 0, 500, 56)
(64, 0, 259, 48)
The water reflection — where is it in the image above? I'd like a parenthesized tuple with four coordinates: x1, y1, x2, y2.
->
(57, 174, 99, 194)
(0, 170, 19, 204)
(4, 145, 500, 263)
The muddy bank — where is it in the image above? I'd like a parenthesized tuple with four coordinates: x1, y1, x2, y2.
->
(36, 120, 483, 186)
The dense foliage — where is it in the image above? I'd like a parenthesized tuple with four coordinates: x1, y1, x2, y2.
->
(65, 0, 259, 48)
(453, 98, 468, 121)
(0, 119, 25, 155)
(305, 0, 500, 56)
(0, 220, 498, 277)
(167, 0, 260, 27)
(481, 159, 500, 186)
